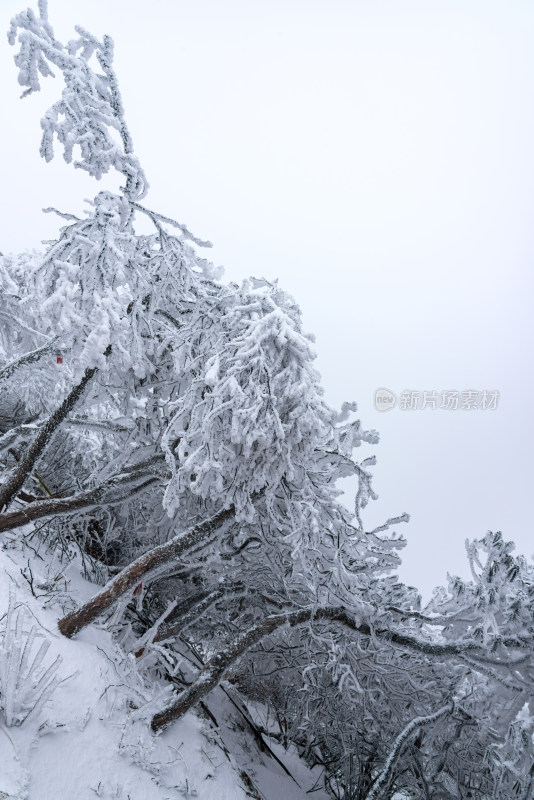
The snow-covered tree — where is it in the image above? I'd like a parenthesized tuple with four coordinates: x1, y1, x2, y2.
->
(2, 4, 534, 799)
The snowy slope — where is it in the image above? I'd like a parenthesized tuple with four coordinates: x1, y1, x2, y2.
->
(0, 533, 330, 800)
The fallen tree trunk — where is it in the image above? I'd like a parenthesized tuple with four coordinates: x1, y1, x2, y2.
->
(58, 504, 236, 638)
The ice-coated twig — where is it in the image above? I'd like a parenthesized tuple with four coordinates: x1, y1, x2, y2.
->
(365, 701, 454, 800)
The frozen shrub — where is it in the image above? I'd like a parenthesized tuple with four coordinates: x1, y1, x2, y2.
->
(0, 591, 62, 727)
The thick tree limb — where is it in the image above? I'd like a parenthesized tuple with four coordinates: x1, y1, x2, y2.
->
(0, 472, 159, 533)
(150, 607, 317, 731)
(149, 606, 522, 732)
(0, 366, 97, 511)
(58, 505, 236, 638)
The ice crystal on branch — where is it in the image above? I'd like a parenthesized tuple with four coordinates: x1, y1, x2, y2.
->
(8, 0, 147, 199)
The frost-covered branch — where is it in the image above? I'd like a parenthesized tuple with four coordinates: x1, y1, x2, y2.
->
(130, 202, 212, 248)
(8, 1, 147, 198)
(65, 417, 136, 434)
(0, 309, 51, 341)
(0, 365, 97, 511)
(58, 504, 237, 637)
(150, 605, 499, 732)
(0, 471, 159, 533)
(0, 336, 59, 383)
(365, 701, 454, 800)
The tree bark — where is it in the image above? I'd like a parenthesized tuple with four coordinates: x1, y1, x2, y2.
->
(0, 366, 97, 511)
(58, 504, 235, 638)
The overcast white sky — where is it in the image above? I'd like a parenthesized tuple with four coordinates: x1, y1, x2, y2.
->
(2, 0, 533, 599)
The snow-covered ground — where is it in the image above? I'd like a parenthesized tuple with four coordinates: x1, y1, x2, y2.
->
(0, 532, 330, 800)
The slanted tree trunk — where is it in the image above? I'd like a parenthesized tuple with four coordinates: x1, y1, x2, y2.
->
(58, 505, 235, 638)
(151, 606, 344, 732)
(149, 605, 512, 733)
(0, 366, 97, 511)
(150, 606, 369, 731)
